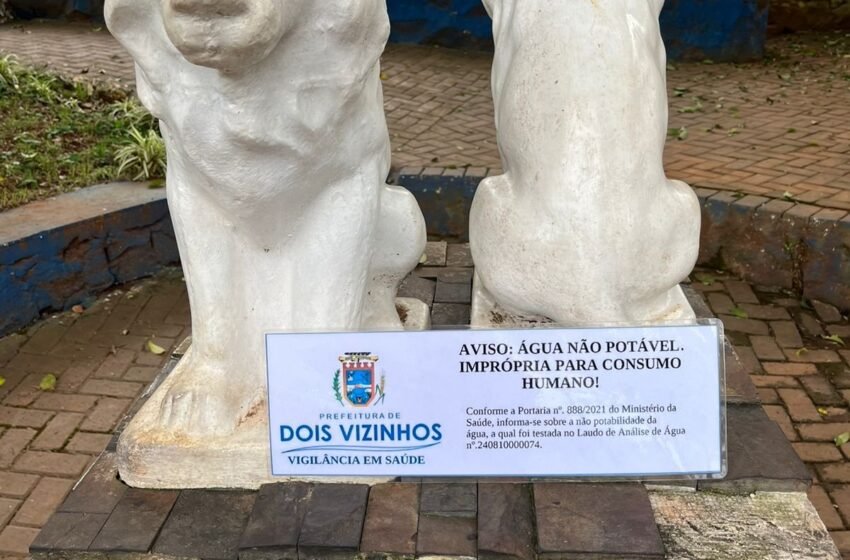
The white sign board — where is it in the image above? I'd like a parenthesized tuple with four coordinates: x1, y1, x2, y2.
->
(265, 322, 725, 478)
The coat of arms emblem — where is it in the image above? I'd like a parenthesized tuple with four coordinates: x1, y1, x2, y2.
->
(334, 353, 385, 407)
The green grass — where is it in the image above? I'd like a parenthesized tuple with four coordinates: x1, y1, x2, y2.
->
(0, 55, 165, 210)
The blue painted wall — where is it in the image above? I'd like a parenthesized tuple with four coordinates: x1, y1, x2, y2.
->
(7, 0, 102, 19)
(15, 0, 768, 60)
(0, 200, 178, 336)
(386, 0, 769, 61)
(387, 0, 494, 50)
(660, 0, 769, 62)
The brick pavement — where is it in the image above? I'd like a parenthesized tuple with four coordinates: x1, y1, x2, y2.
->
(1, 23, 850, 210)
(0, 21, 134, 85)
(0, 247, 849, 556)
(689, 266, 850, 559)
(0, 269, 188, 555)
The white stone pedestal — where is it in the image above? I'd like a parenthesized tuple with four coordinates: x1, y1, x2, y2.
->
(470, 272, 555, 328)
(471, 274, 696, 329)
(118, 298, 430, 490)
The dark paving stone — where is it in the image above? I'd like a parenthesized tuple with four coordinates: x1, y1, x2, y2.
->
(106, 432, 120, 453)
(298, 484, 369, 560)
(89, 488, 178, 552)
(684, 284, 714, 319)
(435, 280, 472, 304)
(724, 330, 750, 347)
(724, 338, 761, 404)
(644, 479, 698, 490)
(415, 267, 474, 284)
(30, 512, 109, 554)
(800, 375, 844, 407)
(420, 482, 476, 516)
(423, 241, 448, 266)
(398, 274, 436, 307)
(446, 243, 473, 268)
(413, 266, 445, 279)
(404, 477, 531, 484)
(152, 490, 256, 560)
(239, 482, 312, 560)
(436, 267, 475, 284)
(58, 452, 127, 514)
(431, 303, 471, 327)
(534, 483, 664, 559)
(360, 483, 419, 557)
(110, 356, 178, 446)
(699, 404, 811, 494)
(686, 286, 759, 405)
(478, 483, 534, 560)
(416, 514, 477, 557)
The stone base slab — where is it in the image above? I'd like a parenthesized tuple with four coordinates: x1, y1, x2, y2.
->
(117, 298, 430, 490)
(32, 465, 839, 559)
(470, 272, 555, 328)
(0, 181, 177, 337)
(651, 491, 839, 559)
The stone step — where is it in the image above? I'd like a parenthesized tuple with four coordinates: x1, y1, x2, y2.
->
(30, 394, 817, 560)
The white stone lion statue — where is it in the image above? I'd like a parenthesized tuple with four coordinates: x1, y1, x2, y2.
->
(471, 0, 700, 326)
(105, 0, 426, 486)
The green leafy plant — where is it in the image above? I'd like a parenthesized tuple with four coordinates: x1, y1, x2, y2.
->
(23, 72, 60, 104)
(0, 58, 155, 210)
(109, 98, 158, 130)
(0, 54, 20, 91)
(115, 126, 167, 181)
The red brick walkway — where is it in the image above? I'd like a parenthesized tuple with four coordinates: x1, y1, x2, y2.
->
(0, 22, 134, 84)
(0, 270, 188, 555)
(689, 267, 850, 558)
(1, 23, 850, 209)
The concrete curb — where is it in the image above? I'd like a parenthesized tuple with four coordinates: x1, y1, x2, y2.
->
(695, 185, 850, 317)
(393, 167, 850, 312)
(0, 182, 178, 336)
(1, 171, 848, 337)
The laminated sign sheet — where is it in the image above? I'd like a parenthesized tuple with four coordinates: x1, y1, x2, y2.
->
(265, 322, 725, 478)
